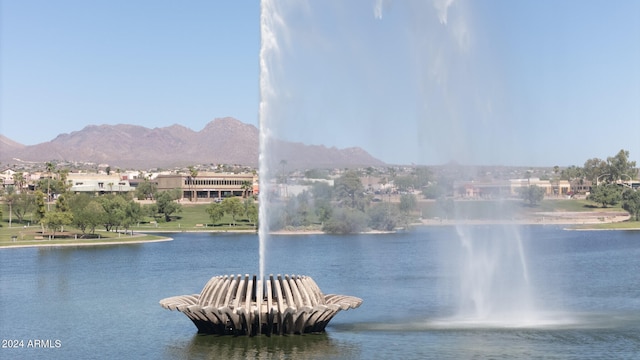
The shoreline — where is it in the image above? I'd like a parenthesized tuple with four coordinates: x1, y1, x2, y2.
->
(0, 237, 173, 250)
(2, 212, 637, 249)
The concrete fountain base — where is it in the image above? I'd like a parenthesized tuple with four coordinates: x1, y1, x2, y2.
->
(160, 274, 362, 336)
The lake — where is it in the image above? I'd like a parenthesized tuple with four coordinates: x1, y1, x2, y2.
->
(1, 226, 639, 359)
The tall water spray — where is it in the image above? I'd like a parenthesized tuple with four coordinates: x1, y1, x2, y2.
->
(257, 0, 546, 326)
(449, 222, 537, 325)
(258, 0, 279, 280)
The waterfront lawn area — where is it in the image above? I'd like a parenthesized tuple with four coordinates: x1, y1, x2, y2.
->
(0, 202, 256, 247)
(417, 198, 626, 220)
(1, 199, 633, 247)
(129, 203, 257, 232)
(0, 225, 168, 247)
(573, 221, 640, 230)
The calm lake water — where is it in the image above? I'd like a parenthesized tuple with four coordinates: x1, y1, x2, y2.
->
(1, 226, 639, 359)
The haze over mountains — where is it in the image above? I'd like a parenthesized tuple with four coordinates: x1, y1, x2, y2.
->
(0, 117, 384, 169)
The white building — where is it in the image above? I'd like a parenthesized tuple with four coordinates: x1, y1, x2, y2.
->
(67, 173, 133, 194)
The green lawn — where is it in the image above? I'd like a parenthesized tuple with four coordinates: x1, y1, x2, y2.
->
(129, 203, 257, 232)
(572, 221, 640, 230)
(535, 199, 625, 213)
(418, 198, 626, 220)
(1, 198, 634, 247)
(0, 202, 256, 248)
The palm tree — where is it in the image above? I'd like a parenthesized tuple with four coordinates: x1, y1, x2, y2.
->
(379, 177, 388, 200)
(5, 186, 15, 227)
(12, 172, 25, 193)
(46, 162, 55, 210)
(188, 166, 198, 202)
(279, 160, 287, 198)
(241, 180, 252, 198)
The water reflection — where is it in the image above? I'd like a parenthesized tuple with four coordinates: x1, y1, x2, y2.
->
(166, 333, 361, 360)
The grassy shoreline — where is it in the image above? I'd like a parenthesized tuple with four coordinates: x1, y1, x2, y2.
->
(0, 236, 173, 249)
(2, 199, 637, 249)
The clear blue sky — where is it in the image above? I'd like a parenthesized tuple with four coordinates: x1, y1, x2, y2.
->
(2, 0, 639, 167)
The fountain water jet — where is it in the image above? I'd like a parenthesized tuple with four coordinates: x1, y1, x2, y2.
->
(450, 223, 538, 325)
(160, 1, 363, 336)
(258, 0, 280, 282)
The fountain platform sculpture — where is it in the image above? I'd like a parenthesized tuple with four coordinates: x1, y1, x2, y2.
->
(160, 274, 362, 336)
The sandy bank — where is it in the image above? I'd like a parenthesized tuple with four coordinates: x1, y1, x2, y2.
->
(0, 237, 173, 249)
(420, 211, 631, 226)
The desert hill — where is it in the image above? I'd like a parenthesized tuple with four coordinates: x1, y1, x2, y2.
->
(0, 117, 385, 169)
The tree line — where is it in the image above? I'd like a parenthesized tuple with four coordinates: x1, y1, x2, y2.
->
(263, 170, 420, 234)
(0, 167, 186, 237)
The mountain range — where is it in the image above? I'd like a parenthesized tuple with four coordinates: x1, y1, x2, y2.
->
(0, 117, 385, 169)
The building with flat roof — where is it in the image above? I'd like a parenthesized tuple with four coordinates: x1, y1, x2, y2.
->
(156, 172, 258, 201)
(454, 178, 573, 198)
(67, 173, 133, 194)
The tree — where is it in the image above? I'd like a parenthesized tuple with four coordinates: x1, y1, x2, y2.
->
(314, 198, 333, 224)
(607, 149, 638, 182)
(394, 168, 432, 193)
(36, 176, 67, 200)
(55, 193, 71, 212)
(38, 193, 74, 238)
(188, 166, 198, 202)
(423, 183, 445, 200)
(41, 211, 73, 238)
(367, 203, 399, 231)
(244, 200, 258, 228)
(279, 160, 288, 198)
(221, 197, 244, 226)
(412, 167, 433, 189)
(98, 194, 128, 231)
(519, 185, 546, 206)
(322, 208, 368, 234)
(583, 158, 608, 183)
(560, 165, 584, 181)
(71, 196, 105, 235)
(135, 179, 157, 200)
(621, 189, 640, 221)
(394, 176, 414, 192)
(305, 168, 329, 180)
(587, 184, 622, 208)
(206, 202, 225, 225)
(311, 181, 333, 201)
(11, 192, 35, 224)
(34, 190, 46, 232)
(399, 193, 417, 213)
(155, 191, 182, 222)
(122, 201, 143, 232)
(285, 192, 312, 227)
(334, 170, 367, 211)
(4, 186, 15, 227)
(241, 180, 253, 198)
(12, 172, 25, 192)
(45, 161, 55, 209)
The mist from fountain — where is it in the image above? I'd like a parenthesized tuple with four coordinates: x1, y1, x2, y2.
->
(449, 223, 537, 325)
(372, 0, 548, 326)
(258, 0, 553, 327)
